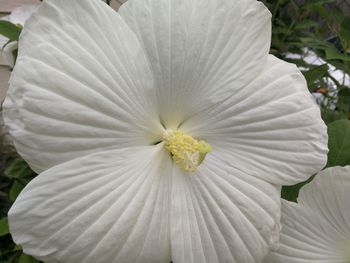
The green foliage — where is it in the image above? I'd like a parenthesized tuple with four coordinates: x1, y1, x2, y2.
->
(325, 45, 350, 61)
(339, 17, 350, 50)
(321, 108, 346, 124)
(281, 176, 314, 202)
(0, 217, 9, 236)
(0, 20, 21, 67)
(303, 64, 329, 91)
(4, 158, 36, 202)
(9, 181, 24, 202)
(338, 88, 350, 104)
(0, 158, 36, 263)
(5, 159, 36, 180)
(264, 0, 350, 201)
(0, 21, 21, 42)
(19, 254, 40, 263)
(266, 0, 350, 84)
(327, 119, 350, 167)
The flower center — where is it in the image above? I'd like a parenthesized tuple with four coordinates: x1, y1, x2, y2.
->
(163, 129, 212, 173)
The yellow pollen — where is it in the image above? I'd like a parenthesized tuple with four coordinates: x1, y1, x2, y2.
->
(163, 130, 212, 173)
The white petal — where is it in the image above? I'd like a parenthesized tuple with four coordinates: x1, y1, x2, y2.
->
(119, 0, 271, 128)
(170, 152, 281, 263)
(9, 146, 172, 263)
(0, 35, 8, 49)
(265, 166, 350, 263)
(298, 166, 350, 244)
(265, 200, 345, 263)
(182, 55, 328, 185)
(0, 17, 10, 49)
(3, 0, 162, 173)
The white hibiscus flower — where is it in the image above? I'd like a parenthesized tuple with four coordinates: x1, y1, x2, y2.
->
(0, 4, 37, 67)
(265, 166, 350, 263)
(3, 0, 328, 262)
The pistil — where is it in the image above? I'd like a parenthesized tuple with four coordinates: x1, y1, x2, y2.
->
(163, 129, 212, 172)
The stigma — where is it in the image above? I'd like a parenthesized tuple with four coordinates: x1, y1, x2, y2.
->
(163, 129, 212, 173)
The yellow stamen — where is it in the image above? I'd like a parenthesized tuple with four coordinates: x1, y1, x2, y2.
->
(163, 130, 212, 173)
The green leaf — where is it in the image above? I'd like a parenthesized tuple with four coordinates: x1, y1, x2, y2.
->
(338, 88, 350, 104)
(304, 0, 334, 5)
(340, 17, 350, 48)
(307, 5, 332, 25)
(328, 60, 350, 75)
(321, 108, 346, 125)
(327, 119, 350, 167)
(0, 217, 9, 236)
(9, 181, 25, 202)
(281, 176, 314, 202)
(12, 245, 22, 252)
(283, 57, 310, 68)
(19, 253, 39, 263)
(337, 89, 350, 112)
(302, 64, 329, 90)
(5, 159, 36, 179)
(300, 37, 331, 49)
(294, 20, 318, 30)
(325, 46, 350, 62)
(0, 20, 21, 41)
(331, 6, 345, 25)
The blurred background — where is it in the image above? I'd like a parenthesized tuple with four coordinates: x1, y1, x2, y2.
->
(0, 0, 350, 262)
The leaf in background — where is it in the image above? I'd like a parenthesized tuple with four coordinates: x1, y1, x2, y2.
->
(307, 4, 332, 26)
(338, 88, 350, 104)
(294, 20, 318, 30)
(5, 159, 36, 179)
(281, 176, 314, 202)
(340, 17, 350, 49)
(327, 119, 350, 167)
(300, 37, 331, 49)
(328, 60, 350, 75)
(304, 0, 334, 5)
(321, 108, 346, 125)
(325, 46, 350, 62)
(0, 21, 21, 42)
(337, 89, 350, 113)
(0, 217, 9, 236)
(19, 253, 39, 263)
(284, 58, 310, 68)
(9, 182, 25, 202)
(303, 64, 329, 91)
(330, 5, 345, 25)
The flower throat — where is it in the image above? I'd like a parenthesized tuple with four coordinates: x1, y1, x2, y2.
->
(163, 130, 212, 173)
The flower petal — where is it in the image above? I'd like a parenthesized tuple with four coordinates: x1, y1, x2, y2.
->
(265, 166, 350, 263)
(3, 0, 161, 173)
(9, 146, 172, 263)
(182, 55, 328, 185)
(119, 0, 271, 128)
(170, 152, 281, 263)
(298, 166, 350, 234)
